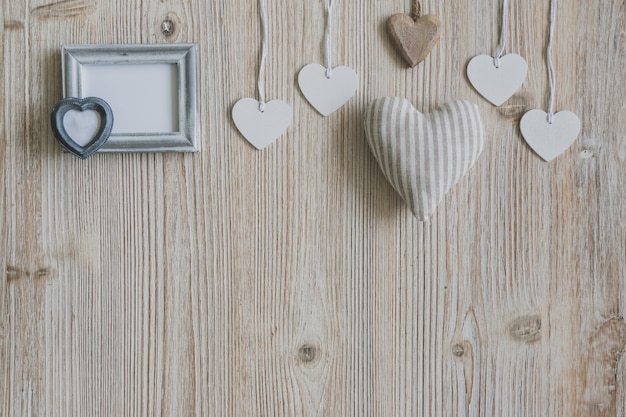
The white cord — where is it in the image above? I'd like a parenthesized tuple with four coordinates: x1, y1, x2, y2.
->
(493, 0, 509, 68)
(325, 0, 334, 78)
(546, 0, 556, 123)
(258, 0, 268, 112)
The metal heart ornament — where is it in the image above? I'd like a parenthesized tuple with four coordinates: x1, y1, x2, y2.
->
(50, 97, 114, 159)
(364, 97, 485, 220)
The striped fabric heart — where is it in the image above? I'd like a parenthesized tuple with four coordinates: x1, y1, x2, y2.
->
(364, 97, 485, 220)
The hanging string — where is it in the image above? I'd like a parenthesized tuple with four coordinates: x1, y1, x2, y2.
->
(324, 0, 334, 78)
(257, 0, 268, 112)
(410, 0, 422, 20)
(493, 0, 509, 68)
(546, 0, 557, 123)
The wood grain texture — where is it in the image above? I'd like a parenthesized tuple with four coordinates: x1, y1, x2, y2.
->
(1, 0, 625, 416)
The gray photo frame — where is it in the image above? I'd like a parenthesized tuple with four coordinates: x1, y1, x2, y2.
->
(62, 44, 199, 153)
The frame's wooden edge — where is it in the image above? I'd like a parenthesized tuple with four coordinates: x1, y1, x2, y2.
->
(101, 134, 199, 153)
(60, 43, 200, 154)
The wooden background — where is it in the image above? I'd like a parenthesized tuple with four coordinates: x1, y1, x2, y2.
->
(2, 0, 625, 416)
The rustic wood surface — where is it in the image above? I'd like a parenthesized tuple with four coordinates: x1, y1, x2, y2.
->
(1, 0, 625, 416)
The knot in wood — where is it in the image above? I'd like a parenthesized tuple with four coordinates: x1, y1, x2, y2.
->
(496, 93, 529, 120)
(6, 265, 22, 282)
(579, 149, 594, 159)
(583, 317, 626, 409)
(298, 345, 317, 363)
(452, 344, 465, 357)
(157, 12, 182, 41)
(508, 315, 542, 343)
(7, 265, 52, 282)
(161, 19, 175, 37)
(36, 268, 51, 278)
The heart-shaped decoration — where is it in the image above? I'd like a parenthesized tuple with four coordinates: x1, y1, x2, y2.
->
(386, 13, 441, 67)
(50, 97, 114, 159)
(232, 98, 292, 150)
(520, 109, 581, 161)
(364, 97, 485, 220)
(467, 54, 528, 106)
(298, 63, 358, 116)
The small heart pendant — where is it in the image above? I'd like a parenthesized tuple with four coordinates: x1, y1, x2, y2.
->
(520, 109, 581, 162)
(50, 97, 114, 159)
(386, 12, 441, 67)
(232, 98, 292, 150)
(298, 64, 358, 116)
(467, 54, 528, 106)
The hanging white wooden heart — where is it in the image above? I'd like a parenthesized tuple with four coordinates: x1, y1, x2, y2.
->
(517, 0, 581, 162)
(467, 54, 527, 106)
(232, 98, 292, 150)
(520, 109, 580, 161)
(364, 97, 485, 220)
(298, 64, 358, 116)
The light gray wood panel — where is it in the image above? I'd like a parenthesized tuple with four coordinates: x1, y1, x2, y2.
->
(2, 0, 625, 416)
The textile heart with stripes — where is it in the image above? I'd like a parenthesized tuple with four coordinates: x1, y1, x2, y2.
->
(364, 97, 485, 220)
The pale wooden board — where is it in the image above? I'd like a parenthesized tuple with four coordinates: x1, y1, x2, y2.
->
(1, 0, 625, 416)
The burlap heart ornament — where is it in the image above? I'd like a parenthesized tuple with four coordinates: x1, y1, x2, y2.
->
(364, 98, 485, 220)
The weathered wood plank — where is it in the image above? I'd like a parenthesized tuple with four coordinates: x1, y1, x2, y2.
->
(1, 0, 625, 416)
